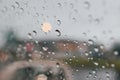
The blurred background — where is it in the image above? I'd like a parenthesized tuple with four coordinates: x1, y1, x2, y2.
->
(0, 0, 120, 80)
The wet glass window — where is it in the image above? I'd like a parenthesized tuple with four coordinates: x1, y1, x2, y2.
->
(0, 0, 120, 80)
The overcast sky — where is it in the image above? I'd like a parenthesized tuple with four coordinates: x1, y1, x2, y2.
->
(0, 0, 120, 48)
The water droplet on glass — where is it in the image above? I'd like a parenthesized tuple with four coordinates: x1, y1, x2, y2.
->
(94, 48, 99, 52)
(65, 52, 69, 56)
(111, 64, 115, 68)
(35, 40, 38, 44)
(85, 52, 89, 56)
(102, 65, 105, 68)
(93, 36, 97, 40)
(17, 47, 22, 52)
(15, 1, 20, 8)
(76, 69, 79, 72)
(57, 3, 62, 7)
(106, 77, 110, 80)
(92, 69, 97, 74)
(57, 20, 61, 25)
(52, 41, 55, 44)
(55, 29, 61, 37)
(27, 33, 32, 39)
(88, 72, 92, 77)
(42, 47, 48, 51)
(36, 74, 47, 80)
(65, 62, 68, 64)
(83, 32, 87, 36)
(113, 51, 119, 56)
(84, 1, 90, 9)
(72, 17, 77, 22)
(94, 18, 100, 24)
(28, 59, 33, 62)
(102, 30, 106, 34)
(56, 62, 60, 68)
(83, 42, 87, 46)
(52, 52, 55, 55)
(106, 72, 110, 80)
(1, 7, 7, 13)
(73, 56, 76, 58)
(19, 8, 24, 14)
(81, 64, 85, 67)
(88, 14, 93, 23)
(110, 37, 114, 41)
(35, 12, 39, 17)
(100, 44, 104, 49)
(93, 74, 97, 79)
(11, 5, 15, 10)
(33, 30, 37, 36)
(93, 62, 99, 66)
(69, 58, 72, 61)
(88, 39, 94, 45)
(70, 3, 74, 9)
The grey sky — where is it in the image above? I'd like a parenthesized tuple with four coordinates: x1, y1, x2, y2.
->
(0, 0, 120, 48)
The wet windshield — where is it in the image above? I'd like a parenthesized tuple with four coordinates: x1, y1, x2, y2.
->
(0, 0, 120, 80)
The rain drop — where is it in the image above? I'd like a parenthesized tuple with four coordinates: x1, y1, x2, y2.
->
(70, 3, 74, 9)
(92, 69, 97, 74)
(88, 14, 93, 23)
(88, 39, 94, 45)
(81, 64, 85, 67)
(65, 52, 69, 56)
(28, 59, 33, 62)
(35, 40, 38, 44)
(84, 1, 90, 9)
(113, 51, 119, 56)
(73, 56, 76, 58)
(69, 58, 72, 61)
(52, 52, 55, 55)
(93, 36, 98, 40)
(19, 8, 24, 14)
(100, 44, 104, 49)
(33, 30, 37, 36)
(56, 62, 60, 68)
(94, 48, 99, 52)
(85, 52, 89, 56)
(11, 5, 15, 10)
(1, 7, 7, 13)
(76, 69, 79, 72)
(15, 1, 20, 8)
(27, 33, 32, 39)
(88, 72, 92, 77)
(72, 17, 77, 22)
(83, 42, 87, 46)
(52, 41, 55, 44)
(82, 32, 87, 36)
(57, 20, 61, 25)
(102, 65, 105, 69)
(55, 29, 61, 37)
(106, 77, 110, 80)
(94, 18, 100, 24)
(36, 74, 48, 80)
(35, 12, 39, 17)
(106, 72, 110, 79)
(42, 47, 48, 51)
(93, 62, 99, 66)
(57, 3, 62, 7)
(111, 64, 115, 68)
